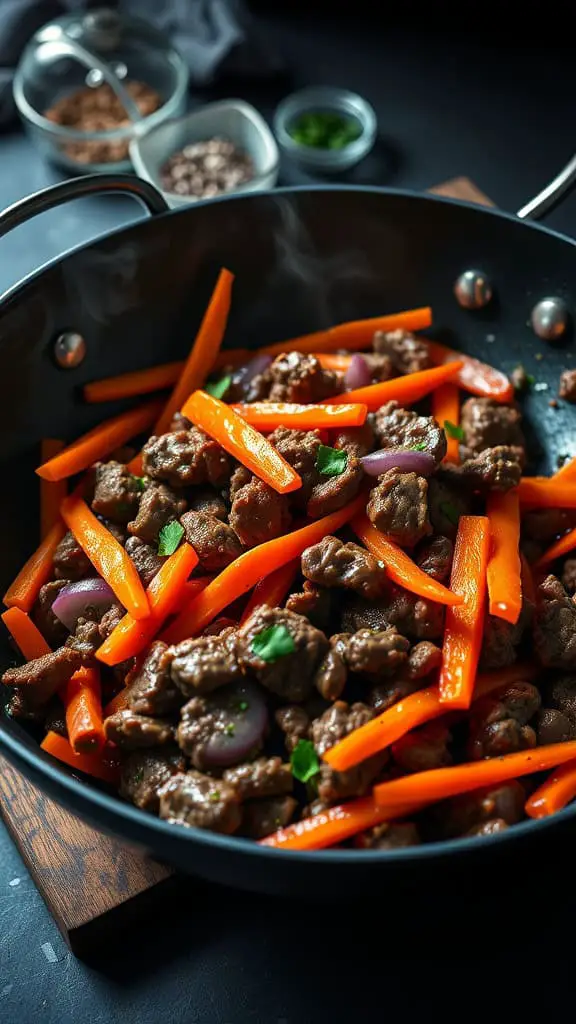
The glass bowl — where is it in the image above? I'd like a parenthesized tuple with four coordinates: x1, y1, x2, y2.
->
(273, 86, 377, 174)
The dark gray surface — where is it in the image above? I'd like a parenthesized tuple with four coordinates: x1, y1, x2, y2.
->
(0, 10, 575, 1019)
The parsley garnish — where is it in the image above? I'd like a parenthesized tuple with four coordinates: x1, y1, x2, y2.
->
(411, 442, 427, 451)
(225, 723, 236, 736)
(131, 475, 147, 491)
(439, 501, 459, 526)
(526, 373, 536, 386)
(444, 421, 464, 441)
(316, 444, 348, 477)
(237, 700, 249, 712)
(205, 375, 232, 399)
(291, 739, 320, 784)
(251, 623, 296, 662)
(157, 520, 184, 556)
(209, 789, 221, 803)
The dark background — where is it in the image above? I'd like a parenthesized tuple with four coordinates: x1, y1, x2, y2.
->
(0, 4, 575, 1021)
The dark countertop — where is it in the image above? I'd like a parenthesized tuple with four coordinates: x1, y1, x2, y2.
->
(0, 10, 574, 1019)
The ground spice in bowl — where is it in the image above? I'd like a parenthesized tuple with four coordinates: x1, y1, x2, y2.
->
(159, 138, 254, 199)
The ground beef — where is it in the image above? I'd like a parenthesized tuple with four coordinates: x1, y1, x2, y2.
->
(313, 647, 348, 701)
(372, 328, 431, 374)
(275, 705, 310, 752)
(180, 510, 243, 571)
(332, 421, 375, 458)
(466, 819, 510, 836)
(98, 603, 124, 639)
(169, 628, 241, 697)
(460, 397, 526, 460)
(432, 781, 526, 839)
(158, 771, 242, 833)
(559, 368, 576, 402)
(301, 535, 386, 600)
(240, 795, 298, 839)
(65, 617, 101, 662)
(1, 646, 82, 708)
(368, 677, 420, 712)
(268, 427, 321, 509)
(202, 617, 238, 637)
(32, 580, 68, 646)
(307, 454, 364, 520)
(428, 477, 470, 540)
(44, 701, 68, 738)
(536, 707, 575, 744)
(125, 535, 166, 587)
(142, 427, 231, 488)
(120, 746, 186, 813)
(392, 721, 452, 773)
(267, 351, 341, 403)
(361, 352, 395, 383)
(169, 412, 192, 432)
(372, 401, 447, 465)
(441, 446, 522, 494)
(480, 608, 528, 670)
(53, 530, 92, 581)
(340, 587, 444, 640)
(336, 627, 410, 678)
(229, 471, 291, 547)
(534, 575, 576, 669)
(125, 641, 183, 716)
(523, 509, 576, 543)
(187, 487, 228, 521)
(311, 701, 388, 803)
(355, 821, 421, 849)
(223, 757, 292, 801)
(285, 582, 334, 632)
(407, 641, 442, 679)
(367, 470, 431, 547)
(467, 682, 541, 760)
(127, 483, 186, 544)
(562, 559, 576, 595)
(177, 684, 266, 767)
(4, 689, 46, 722)
(104, 709, 174, 750)
(414, 535, 453, 582)
(540, 675, 576, 724)
(91, 461, 142, 524)
(236, 607, 328, 702)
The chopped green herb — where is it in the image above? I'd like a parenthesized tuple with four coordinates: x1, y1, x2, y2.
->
(133, 769, 144, 784)
(237, 700, 249, 712)
(205, 375, 232, 399)
(225, 722, 236, 736)
(411, 442, 428, 451)
(316, 444, 348, 477)
(526, 373, 536, 386)
(157, 520, 184, 556)
(288, 110, 362, 150)
(251, 623, 296, 662)
(444, 421, 464, 441)
(131, 475, 147, 491)
(209, 789, 221, 803)
(439, 501, 459, 526)
(291, 739, 320, 784)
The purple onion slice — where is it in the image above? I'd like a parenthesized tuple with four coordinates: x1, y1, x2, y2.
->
(202, 681, 268, 769)
(344, 353, 371, 391)
(52, 578, 116, 632)
(360, 448, 436, 477)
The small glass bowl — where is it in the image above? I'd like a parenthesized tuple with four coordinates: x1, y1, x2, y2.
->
(273, 86, 377, 174)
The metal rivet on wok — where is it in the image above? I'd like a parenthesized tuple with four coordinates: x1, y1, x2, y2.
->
(453, 269, 493, 310)
(53, 331, 87, 369)
(530, 297, 570, 342)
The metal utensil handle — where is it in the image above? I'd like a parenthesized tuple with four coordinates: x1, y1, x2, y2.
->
(517, 153, 576, 221)
(0, 174, 168, 238)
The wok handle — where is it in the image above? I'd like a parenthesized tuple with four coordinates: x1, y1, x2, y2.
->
(517, 153, 576, 221)
(0, 173, 168, 237)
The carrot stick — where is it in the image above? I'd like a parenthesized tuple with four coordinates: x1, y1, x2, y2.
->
(84, 361, 184, 403)
(323, 661, 537, 773)
(321, 362, 462, 412)
(438, 515, 490, 709)
(36, 398, 164, 482)
(486, 490, 522, 624)
(260, 307, 432, 358)
(103, 688, 130, 717)
(518, 478, 576, 508)
(40, 439, 66, 538)
(153, 268, 234, 436)
(96, 542, 199, 665)
(259, 795, 424, 851)
(61, 495, 149, 620)
(182, 390, 301, 495)
(3, 520, 66, 613)
(314, 353, 354, 372)
(431, 383, 460, 463)
(373, 740, 576, 808)
(64, 666, 105, 754)
(351, 513, 463, 607)
(427, 340, 514, 403)
(1, 607, 51, 659)
(553, 457, 576, 482)
(535, 525, 576, 567)
(525, 758, 576, 818)
(161, 493, 366, 644)
(239, 560, 299, 625)
(41, 730, 120, 784)
(231, 402, 368, 431)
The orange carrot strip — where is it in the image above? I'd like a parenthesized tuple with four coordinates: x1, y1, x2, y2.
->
(427, 340, 514, 403)
(314, 353, 354, 372)
(260, 307, 432, 358)
(231, 401, 368, 431)
(554, 457, 576, 481)
(65, 666, 105, 754)
(182, 390, 301, 495)
(41, 730, 120, 784)
(162, 494, 366, 644)
(239, 560, 299, 625)
(96, 542, 199, 665)
(84, 361, 184, 403)
(525, 758, 576, 818)
(536, 525, 576, 567)
(323, 661, 536, 773)
(518, 478, 576, 509)
(438, 515, 490, 709)
(103, 688, 130, 717)
(260, 795, 424, 851)
(431, 383, 460, 463)
(153, 268, 234, 436)
(486, 490, 522, 624)
(1, 607, 51, 659)
(36, 399, 164, 482)
(374, 740, 576, 808)
(322, 362, 462, 412)
(40, 439, 66, 538)
(3, 520, 66, 613)
(61, 495, 149, 620)
(351, 513, 463, 607)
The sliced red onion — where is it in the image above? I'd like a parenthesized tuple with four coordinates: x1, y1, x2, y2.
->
(361, 448, 436, 477)
(344, 353, 371, 391)
(235, 353, 272, 386)
(52, 578, 116, 632)
(202, 681, 268, 768)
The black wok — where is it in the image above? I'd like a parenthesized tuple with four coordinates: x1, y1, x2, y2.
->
(1, 169, 576, 899)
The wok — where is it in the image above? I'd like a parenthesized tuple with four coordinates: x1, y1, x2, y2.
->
(1, 163, 576, 899)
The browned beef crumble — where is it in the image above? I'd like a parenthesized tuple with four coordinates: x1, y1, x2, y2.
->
(142, 427, 231, 488)
(372, 329, 430, 374)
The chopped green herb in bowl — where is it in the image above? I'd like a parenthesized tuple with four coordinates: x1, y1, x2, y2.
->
(287, 110, 362, 150)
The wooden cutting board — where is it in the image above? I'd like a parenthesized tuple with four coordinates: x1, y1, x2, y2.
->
(0, 175, 494, 955)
